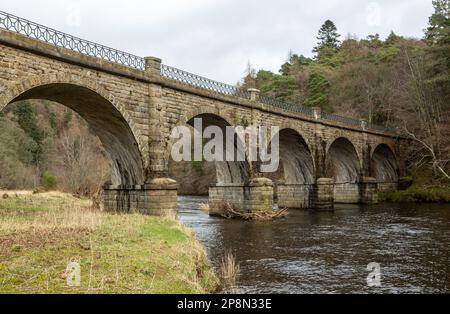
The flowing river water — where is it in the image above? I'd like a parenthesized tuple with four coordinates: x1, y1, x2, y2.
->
(177, 196, 450, 294)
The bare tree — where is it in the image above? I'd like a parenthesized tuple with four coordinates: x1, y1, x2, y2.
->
(401, 50, 450, 180)
(57, 128, 110, 196)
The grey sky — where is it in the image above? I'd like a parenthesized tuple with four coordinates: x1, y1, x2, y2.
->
(0, 0, 434, 84)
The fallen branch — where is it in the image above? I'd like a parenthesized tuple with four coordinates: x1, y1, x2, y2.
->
(219, 203, 288, 221)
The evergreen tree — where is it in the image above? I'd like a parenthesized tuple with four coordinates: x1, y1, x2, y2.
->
(425, 0, 450, 45)
(49, 111, 57, 130)
(365, 33, 382, 49)
(13, 101, 44, 164)
(63, 110, 73, 128)
(424, 0, 450, 105)
(304, 68, 330, 109)
(313, 20, 341, 59)
(385, 31, 401, 46)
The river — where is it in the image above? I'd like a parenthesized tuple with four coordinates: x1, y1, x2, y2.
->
(178, 196, 450, 294)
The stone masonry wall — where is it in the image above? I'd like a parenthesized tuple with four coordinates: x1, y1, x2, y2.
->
(277, 184, 313, 209)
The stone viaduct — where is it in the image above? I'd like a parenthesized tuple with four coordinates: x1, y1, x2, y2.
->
(0, 11, 405, 216)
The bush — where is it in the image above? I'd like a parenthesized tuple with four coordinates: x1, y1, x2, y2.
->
(379, 185, 450, 203)
(42, 171, 57, 190)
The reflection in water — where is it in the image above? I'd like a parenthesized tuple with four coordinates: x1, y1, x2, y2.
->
(178, 196, 450, 294)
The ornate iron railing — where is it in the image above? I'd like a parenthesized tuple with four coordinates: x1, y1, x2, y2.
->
(0, 10, 145, 70)
(259, 96, 314, 117)
(321, 111, 362, 127)
(0, 10, 397, 133)
(368, 123, 397, 133)
(161, 64, 250, 98)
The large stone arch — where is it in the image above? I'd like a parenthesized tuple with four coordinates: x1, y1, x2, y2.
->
(326, 137, 362, 203)
(167, 110, 250, 186)
(277, 128, 315, 184)
(371, 143, 399, 192)
(325, 134, 363, 168)
(275, 128, 316, 209)
(326, 137, 361, 183)
(0, 74, 146, 186)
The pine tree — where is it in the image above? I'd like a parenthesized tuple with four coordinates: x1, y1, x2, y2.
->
(424, 0, 450, 104)
(304, 69, 330, 109)
(313, 20, 341, 59)
(13, 101, 44, 164)
(425, 0, 450, 46)
(385, 31, 401, 46)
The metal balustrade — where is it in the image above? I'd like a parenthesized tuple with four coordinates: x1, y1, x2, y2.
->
(0, 10, 145, 70)
(321, 111, 362, 126)
(368, 123, 397, 133)
(259, 96, 314, 117)
(161, 64, 250, 98)
(0, 10, 397, 134)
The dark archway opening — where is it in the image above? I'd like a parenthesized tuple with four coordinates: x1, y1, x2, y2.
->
(275, 128, 315, 209)
(2, 83, 144, 187)
(371, 144, 399, 192)
(327, 137, 361, 203)
(168, 113, 249, 195)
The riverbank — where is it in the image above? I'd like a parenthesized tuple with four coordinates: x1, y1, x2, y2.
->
(0, 191, 218, 294)
(379, 185, 450, 203)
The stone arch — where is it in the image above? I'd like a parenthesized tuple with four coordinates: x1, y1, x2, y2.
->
(371, 143, 399, 191)
(276, 120, 315, 150)
(277, 128, 315, 184)
(274, 128, 316, 209)
(167, 111, 249, 186)
(326, 137, 361, 183)
(0, 74, 145, 185)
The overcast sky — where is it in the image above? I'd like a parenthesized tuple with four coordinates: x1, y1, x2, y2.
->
(0, 0, 434, 84)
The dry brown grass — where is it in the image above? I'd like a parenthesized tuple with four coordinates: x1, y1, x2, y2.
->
(219, 251, 239, 291)
(0, 191, 218, 294)
(199, 203, 210, 213)
(0, 190, 97, 234)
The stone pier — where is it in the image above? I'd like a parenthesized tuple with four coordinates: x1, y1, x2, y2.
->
(359, 177, 379, 204)
(312, 178, 335, 210)
(209, 178, 274, 216)
(103, 178, 178, 217)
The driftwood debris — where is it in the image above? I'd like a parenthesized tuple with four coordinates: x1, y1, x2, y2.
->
(219, 203, 288, 221)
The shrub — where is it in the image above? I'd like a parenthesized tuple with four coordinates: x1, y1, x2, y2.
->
(379, 185, 450, 203)
(42, 171, 57, 190)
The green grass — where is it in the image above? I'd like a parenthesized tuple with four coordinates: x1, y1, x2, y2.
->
(379, 185, 450, 203)
(379, 165, 450, 203)
(0, 191, 218, 294)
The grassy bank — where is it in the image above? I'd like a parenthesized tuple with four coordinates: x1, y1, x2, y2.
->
(379, 185, 450, 203)
(0, 191, 218, 294)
